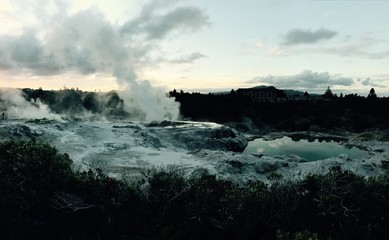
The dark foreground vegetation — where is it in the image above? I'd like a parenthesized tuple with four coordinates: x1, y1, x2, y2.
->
(1, 140, 389, 239)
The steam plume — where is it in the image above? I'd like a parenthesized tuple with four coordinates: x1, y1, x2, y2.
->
(0, 0, 209, 121)
(0, 89, 61, 120)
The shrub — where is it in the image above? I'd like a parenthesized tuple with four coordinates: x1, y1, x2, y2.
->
(0, 140, 74, 239)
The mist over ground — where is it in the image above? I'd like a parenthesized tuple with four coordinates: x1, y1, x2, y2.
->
(0, 88, 177, 121)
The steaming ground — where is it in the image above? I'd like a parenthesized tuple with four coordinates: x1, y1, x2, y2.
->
(1, 117, 389, 183)
(0, 119, 246, 177)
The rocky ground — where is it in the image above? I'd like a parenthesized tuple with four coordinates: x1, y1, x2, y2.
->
(1, 118, 388, 183)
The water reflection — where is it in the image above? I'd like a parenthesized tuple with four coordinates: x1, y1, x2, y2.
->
(244, 136, 368, 161)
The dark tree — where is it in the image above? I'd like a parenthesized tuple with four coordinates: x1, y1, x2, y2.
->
(368, 88, 377, 98)
(323, 86, 333, 99)
(303, 91, 310, 99)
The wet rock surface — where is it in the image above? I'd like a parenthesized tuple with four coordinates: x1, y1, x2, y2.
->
(0, 119, 388, 183)
(147, 121, 248, 152)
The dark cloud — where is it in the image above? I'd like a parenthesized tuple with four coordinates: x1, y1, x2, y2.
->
(169, 52, 206, 64)
(248, 70, 354, 90)
(360, 78, 386, 88)
(0, 0, 209, 76)
(0, 30, 59, 75)
(120, 3, 209, 40)
(45, 10, 129, 75)
(0, 10, 122, 75)
(283, 28, 337, 45)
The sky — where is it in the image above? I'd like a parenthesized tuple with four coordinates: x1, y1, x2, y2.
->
(1, 0, 389, 96)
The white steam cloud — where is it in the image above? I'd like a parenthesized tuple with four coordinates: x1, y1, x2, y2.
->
(0, 89, 61, 120)
(0, 0, 209, 121)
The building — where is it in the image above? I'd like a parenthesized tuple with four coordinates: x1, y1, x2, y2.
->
(237, 86, 285, 103)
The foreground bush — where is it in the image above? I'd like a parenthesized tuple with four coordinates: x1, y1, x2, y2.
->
(0, 140, 74, 238)
(1, 140, 389, 239)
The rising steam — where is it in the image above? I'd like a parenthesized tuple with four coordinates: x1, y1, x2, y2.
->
(0, 0, 209, 121)
(0, 89, 61, 120)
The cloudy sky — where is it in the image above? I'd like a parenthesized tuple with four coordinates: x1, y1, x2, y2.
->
(1, 0, 389, 96)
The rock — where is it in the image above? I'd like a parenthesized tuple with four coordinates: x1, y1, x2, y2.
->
(1, 119, 387, 184)
(32, 130, 44, 136)
(113, 125, 142, 131)
(380, 160, 389, 170)
(288, 132, 348, 142)
(379, 130, 389, 141)
(254, 161, 281, 174)
(374, 149, 384, 153)
(288, 154, 307, 163)
(212, 127, 248, 152)
(338, 154, 352, 161)
(145, 120, 188, 127)
(138, 131, 163, 148)
(150, 123, 248, 152)
(361, 164, 376, 173)
(24, 118, 61, 125)
(227, 160, 244, 170)
(251, 153, 264, 158)
(212, 126, 237, 139)
(10, 125, 33, 138)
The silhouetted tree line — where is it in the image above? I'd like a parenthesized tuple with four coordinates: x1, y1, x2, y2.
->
(169, 89, 252, 122)
(169, 89, 389, 132)
(20, 87, 389, 131)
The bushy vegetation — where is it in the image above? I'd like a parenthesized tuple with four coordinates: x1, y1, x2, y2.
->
(1, 140, 389, 239)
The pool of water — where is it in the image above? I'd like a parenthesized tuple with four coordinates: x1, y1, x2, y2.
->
(243, 136, 369, 161)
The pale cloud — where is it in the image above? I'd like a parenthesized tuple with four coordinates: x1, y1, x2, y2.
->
(276, 32, 389, 59)
(256, 41, 265, 48)
(240, 39, 266, 55)
(248, 70, 354, 90)
(321, 32, 389, 59)
(283, 28, 338, 45)
(322, 46, 389, 59)
(267, 47, 289, 56)
(169, 52, 206, 64)
(241, 40, 289, 57)
(372, 74, 389, 79)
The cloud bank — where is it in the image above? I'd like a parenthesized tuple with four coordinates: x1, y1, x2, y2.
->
(248, 70, 354, 90)
(283, 28, 338, 45)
